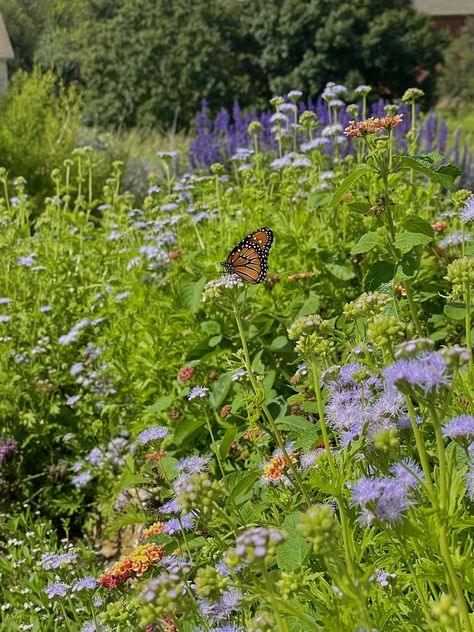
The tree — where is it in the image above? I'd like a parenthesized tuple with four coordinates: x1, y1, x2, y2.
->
(241, 0, 445, 106)
(438, 18, 474, 109)
(25, 0, 446, 128)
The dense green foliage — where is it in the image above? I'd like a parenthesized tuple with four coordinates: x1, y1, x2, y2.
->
(439, 19, 474, 111)
(0, 68, 80, 199)
(1, 0, 444, 127)
(1, 91, 474, 630)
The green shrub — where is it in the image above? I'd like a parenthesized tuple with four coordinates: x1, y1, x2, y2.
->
(438, 18, 474, 110)
(0, 67, 80, 199)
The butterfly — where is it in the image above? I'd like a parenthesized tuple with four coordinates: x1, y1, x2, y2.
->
(221, 227, 273, 284)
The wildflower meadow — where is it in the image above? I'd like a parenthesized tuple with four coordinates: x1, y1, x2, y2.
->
(2, 84, 474, 632)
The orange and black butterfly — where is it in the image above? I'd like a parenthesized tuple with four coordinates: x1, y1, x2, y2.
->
(221, 227, 273, 284)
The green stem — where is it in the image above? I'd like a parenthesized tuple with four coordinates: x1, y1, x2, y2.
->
(261, 563, 290, 632)
(310, 357, 356, 576)
(427, 402, 472, 632)
(405, 284, 424, 338)
(233, 306, 311, 504)
(404, 396, 436, 504)
(465, 281, 473, 374)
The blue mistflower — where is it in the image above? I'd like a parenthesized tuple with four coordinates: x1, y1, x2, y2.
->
(187, 386, 209, 401)
(442, 415, 474, 439)
(176, 455, 210, 474)
(390, 458, 424, 488)
(72, 576, 98, 592)
(439, 230, 472, 248)
(72, 470, 93, 488)
(137, 426, 169, 445)
(461, 196, 474, 224)
(351, 474, 416, 525)
(199, 589, 242, 623)
(384, 352, 451, 396)
(43, 582, 70, 599)
(41, 552, 78, 570)
(301, 137, 329, 152)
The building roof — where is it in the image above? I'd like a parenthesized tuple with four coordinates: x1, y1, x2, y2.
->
(0, 14, 14, 59)
(413, 0, 474, 16)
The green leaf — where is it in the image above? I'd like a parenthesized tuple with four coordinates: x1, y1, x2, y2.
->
(308, 189, 332, 208)
(173, 417, 206, 446)
(144, 395, 172, 415)
(270, 335, 290, 351)
(414, 152, 444, 166)
(179, 276, 207, 314)
(347, 201, 371, 214)
(209, 373, 232, 410)
(444, 303, 466, 321)
(296, 292, 320, 318)
(276, 415, 316, 433)
(276, 537, 310, 571)
(208, 334, 222, 347)
(351, 231, 378, 255)
(219, 426, 237, 460)
(329, 164, 372, 208)
(364, 261, 395, 290)
(393, 231, 432, 254)
(227, 471, 260, 502)
(400, 214, 434, 237)
(276, 512, 310, 570)
(397, 156, 461, 188)
(325, 262, 355, 280)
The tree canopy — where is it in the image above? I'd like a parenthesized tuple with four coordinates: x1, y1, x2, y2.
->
(1, 0, 445, 128)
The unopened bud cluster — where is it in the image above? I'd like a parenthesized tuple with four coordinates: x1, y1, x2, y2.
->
(445, 257, 474, 299)
(225, 526, 285, 568)
(344, 292, 391, 320)
(297, 504, 338, 556)
(194, 565, 229, 602)
(177, 472, 222, 518)
(367, 315, 404, 349)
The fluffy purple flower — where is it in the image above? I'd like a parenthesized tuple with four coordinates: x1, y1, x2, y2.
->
(389, 458, 423, 488)
(176, 455, 210, 474)
(115, 291, 131, 301)
(0, 297, 11, 304)
(442, 415, 474, 439)
(301, 137, 329, 152)
(163, 513, 195, 535)
(461, 196, 474, 224)
(72, 470, 93, 488)
(187, 386, 209, 401)
(43, 582, 70, 599)
(159, 498, 181, 514)
(18, 253, 37, 267)
(40, 305, 53, 313)
(439, 231, 472, 248)
(384, 352, 451, 395)
(137, 426, 169, 445)
(350, 475, 413, 525)
(70, 362, 84, 376)
(199, 589, 242, 623)
(67, 394, 81, 407)
(372, 569, 396, 588)
(41, 552, 78, 570)
(85, 447, 107, 467)
(0, 315, 11, 323)
(72, 577, 98, 592)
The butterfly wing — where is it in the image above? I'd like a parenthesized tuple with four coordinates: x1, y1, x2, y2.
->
(246, 227, 273, 252)
(221, 227, 273, 284)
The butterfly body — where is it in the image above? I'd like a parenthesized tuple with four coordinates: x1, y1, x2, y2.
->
(221, 227, 273, 284)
